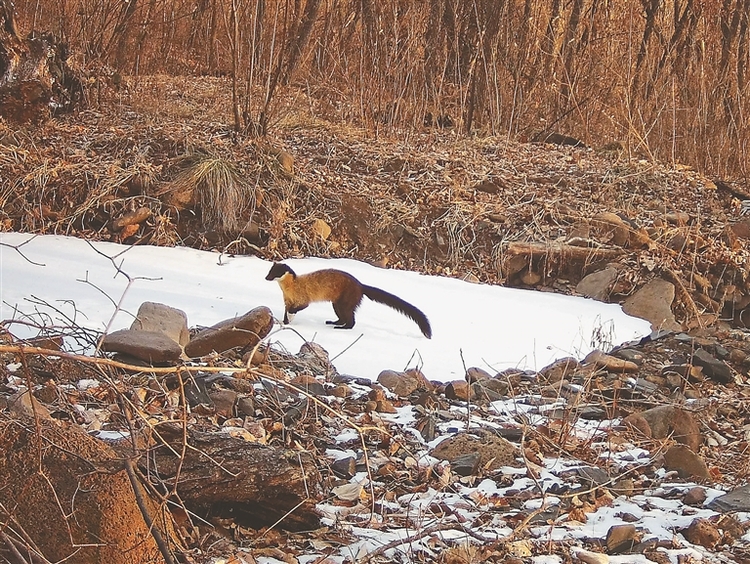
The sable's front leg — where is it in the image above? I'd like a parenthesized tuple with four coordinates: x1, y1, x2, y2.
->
(284, 303, 308, 323)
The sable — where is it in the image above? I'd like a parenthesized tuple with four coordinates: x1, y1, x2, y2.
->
(265, 262, 432, 338)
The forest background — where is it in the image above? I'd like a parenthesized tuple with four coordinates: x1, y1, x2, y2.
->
(16, 0, 750, 181)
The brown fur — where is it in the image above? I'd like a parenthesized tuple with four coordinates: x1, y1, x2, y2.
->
(265, 262, 432, 338)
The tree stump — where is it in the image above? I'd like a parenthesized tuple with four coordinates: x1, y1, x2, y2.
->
(0, 0, 83, 123)
(0, 415, 179, 564)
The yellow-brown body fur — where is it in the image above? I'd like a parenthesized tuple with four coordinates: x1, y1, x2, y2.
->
(265, 263, 432, 338)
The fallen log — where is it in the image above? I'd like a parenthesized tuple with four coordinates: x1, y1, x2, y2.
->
(502, 240, 626, 283)
(145, 423, 322, 531)
(505, 240, 625, 263)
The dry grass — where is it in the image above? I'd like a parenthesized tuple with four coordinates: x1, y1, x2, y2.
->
(162, 152, 257, 235)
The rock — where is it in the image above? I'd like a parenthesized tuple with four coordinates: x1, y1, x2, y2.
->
(628, 405, 701, 451)
(691, 348, 733, 383)
(470, 380, 506, 402)
(605, 523, 638, 553)
(538, 357, 580, 383)
(707, 484, 750, 512)
(576, 466, 609, 487)
(209, 389, 238, 419)
(449, 452, 482, 476)
(684, 487, 708, 506)
(236, 396, 255, 417)
(101, 329, 183, 364)
(576, 267, 619, 301)
(130, 301, 190, 346)
(297, 342, 336, 374)
(621, 413, 652, 439)
(573, 549, 609, 564)
(665, 211, 690, 226)
(683, 518, 721, 549)
(311, 218, 331, 240)
(331, 456, 357, 478)
(185, 306, 274, 358)
(611, 478, 634, 497)
(622, 278, 682, 332)
(291, 374, 326, 396)
(431, 431, 521, 471)
(0, 418, 172, 563)
(377, 369, 420, 397)
(445, 380, 471, 401)
(329, 384, 353, 398)
(466, 366, 493, 382)
(8, 389, 53, 420)
(583, 350, 638, 373)
(663, 444, 710, 480)
(473, 179, 505, 194)
(591, 211, 630, 247)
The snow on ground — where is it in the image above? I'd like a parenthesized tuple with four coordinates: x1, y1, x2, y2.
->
(0, 232, 650, 382)
(4, 233, 741, 563)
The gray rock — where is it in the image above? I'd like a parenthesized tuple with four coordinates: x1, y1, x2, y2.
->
(130, 301, 190, 346)
(707, 484, 750, 512)
(622, 278, 682, 332)
(185, 306, 274, 358)
(101, 329, 182, 364)
(691, 348, 733, 383)
(576, 267, 619, 301)
(209, 389, 238, 419)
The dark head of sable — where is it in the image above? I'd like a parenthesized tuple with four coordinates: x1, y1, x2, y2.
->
(265, 262, 295, 281)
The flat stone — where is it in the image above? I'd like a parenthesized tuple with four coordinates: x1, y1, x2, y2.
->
(691, 348, 733, 383)
(130, 301, 189, 346)
(707, 484, 750, 512)
(584, 350, 638, 373)
(101, 329, 182, 364)
(623, 278, 682, 332)
(185, 306, 274, 358)
(576, 267, 619, 301)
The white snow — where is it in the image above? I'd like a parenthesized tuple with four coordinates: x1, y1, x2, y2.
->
(0, 232, 650, 382)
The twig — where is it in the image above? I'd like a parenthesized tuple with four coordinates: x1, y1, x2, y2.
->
(0, 236, 46, 267)
(124, 459, 177, 564)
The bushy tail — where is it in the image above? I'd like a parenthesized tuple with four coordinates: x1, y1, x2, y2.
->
(361, 285, 432, 338)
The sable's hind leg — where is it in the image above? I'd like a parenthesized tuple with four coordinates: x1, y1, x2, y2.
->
(327, 301, 355, 328)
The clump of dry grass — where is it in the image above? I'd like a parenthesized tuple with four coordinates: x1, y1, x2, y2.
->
(163, 152, 256, 235)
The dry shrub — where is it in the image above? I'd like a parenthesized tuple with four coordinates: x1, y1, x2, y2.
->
(163, 152, 256, 235)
